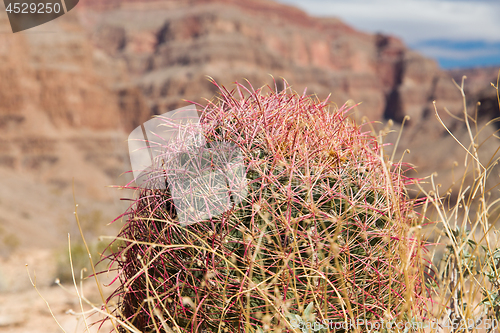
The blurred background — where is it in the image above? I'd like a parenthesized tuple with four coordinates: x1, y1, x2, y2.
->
(279, 0, 500, 69)
(0, 0, 498, 331)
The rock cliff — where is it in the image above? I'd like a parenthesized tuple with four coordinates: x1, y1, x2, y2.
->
(81, 0, 465, 125)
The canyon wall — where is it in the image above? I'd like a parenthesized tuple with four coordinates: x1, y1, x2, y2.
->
(0, 0, 498, 253)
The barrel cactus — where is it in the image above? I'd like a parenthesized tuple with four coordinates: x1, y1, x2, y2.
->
(106, 80, 430, 332)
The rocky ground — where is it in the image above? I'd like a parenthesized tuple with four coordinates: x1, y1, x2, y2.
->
(0, 248, 116, 333)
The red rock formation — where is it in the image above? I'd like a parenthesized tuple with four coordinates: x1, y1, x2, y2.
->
(78, 0, 464, 125)
(0, 0, 496, 253)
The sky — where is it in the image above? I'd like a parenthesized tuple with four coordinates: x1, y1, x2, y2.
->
(275, 0, 500, 69)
